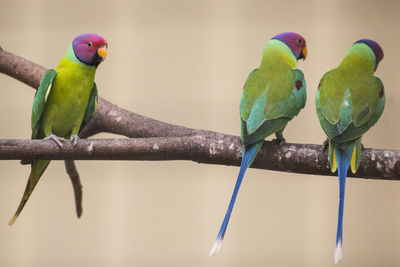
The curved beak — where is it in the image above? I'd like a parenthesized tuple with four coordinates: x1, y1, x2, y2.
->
(299, 46, 307, 60)
(97, 45, 107, 61)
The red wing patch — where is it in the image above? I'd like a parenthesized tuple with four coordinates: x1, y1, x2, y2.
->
(295, 80, 303, 90)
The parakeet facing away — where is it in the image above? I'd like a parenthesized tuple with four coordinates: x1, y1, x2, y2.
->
(9, 33, 108, 225)
(315, 39, 384, 264)
(210, 32, 307, 255)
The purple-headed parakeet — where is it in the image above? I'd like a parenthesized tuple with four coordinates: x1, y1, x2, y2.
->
(210, 32, 308, 255)
(315, 39, 384, 264)
(9, 33, 108, 225)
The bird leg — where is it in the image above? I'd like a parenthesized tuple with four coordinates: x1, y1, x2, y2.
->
(70, 135, 80, 147)
(272, 132, 286, 146)
(43, 134, 65, 148)
(22, 134, 65, 163)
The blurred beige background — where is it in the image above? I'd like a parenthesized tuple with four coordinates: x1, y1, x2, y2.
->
(1, 0, 400, 266)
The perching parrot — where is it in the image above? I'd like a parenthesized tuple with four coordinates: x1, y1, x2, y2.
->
(9, 33, 108, 225)
(210, 32, 308, 255)
(315, 39, 384, 264)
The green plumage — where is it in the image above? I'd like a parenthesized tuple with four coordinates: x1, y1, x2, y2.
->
(80, 83, 98, 133)
(9, 44, 99, 225)
(240, 39, 306, 146)
(316, 42, 385, 172)
(315, 41, 384, 263)
(210, 33, 307, 255)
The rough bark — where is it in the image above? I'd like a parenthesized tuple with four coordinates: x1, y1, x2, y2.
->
(0, 46, 399, 183)
(0, 137, 399, 180)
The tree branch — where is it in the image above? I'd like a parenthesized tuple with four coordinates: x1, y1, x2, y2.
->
(0, 46, 210, 139)
(1, 46, 399, 183)
(0, 138, 399, 180)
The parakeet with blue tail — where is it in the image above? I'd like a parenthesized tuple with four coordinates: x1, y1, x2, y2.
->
(210, 32, 308, 255)
(315, 39, 384, 264)
(9, 33, 108, 225)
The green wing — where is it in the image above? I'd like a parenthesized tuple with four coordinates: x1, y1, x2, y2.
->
(79, 82, 98, 133)
(240, 68, 306, 146)
(367, 77, 385, 128)
(31, 69, 56, 139)
(316, 71, 384, 145)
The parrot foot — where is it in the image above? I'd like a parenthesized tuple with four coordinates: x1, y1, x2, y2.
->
(70, 135, 79, 147)
(272, 135, 286, 146)
(44, 134, 65, 148)
(322, 139, 329, 151)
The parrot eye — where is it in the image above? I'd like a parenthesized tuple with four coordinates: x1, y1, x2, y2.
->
(87, 42, 93, 47)
(297, 39, 302, 45)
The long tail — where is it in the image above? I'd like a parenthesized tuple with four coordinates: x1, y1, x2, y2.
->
(9, 160, 50, 225)
(65, 160, 83, 218)
(333, 145, 354, 264)
(210, 142, 263, 256)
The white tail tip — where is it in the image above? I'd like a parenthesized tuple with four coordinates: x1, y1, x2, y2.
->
(334, 242, 343, 265)
(209, 239, 222, 256)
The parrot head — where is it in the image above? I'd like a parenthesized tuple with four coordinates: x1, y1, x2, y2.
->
(354, 39, 383, 70)
(272, 32, 307, 61)
(72, 33, 108, 67)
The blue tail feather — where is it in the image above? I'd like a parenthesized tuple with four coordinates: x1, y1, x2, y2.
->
(210, 142, 262, 255)
(334, 145, 354, 264)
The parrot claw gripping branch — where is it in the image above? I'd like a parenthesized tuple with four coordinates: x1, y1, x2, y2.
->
(0, 32, 396, 265)
(8, 33, 108, 225)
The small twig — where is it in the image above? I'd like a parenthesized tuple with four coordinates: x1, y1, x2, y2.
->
(65, 160, 83, 218)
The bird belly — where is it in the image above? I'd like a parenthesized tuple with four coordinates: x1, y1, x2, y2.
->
(39, 73, 93, 138)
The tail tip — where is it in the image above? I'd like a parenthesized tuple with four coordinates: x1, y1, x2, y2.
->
(77, 208, 83, 218)
(8, 215, 17, 226)
(209, 239, 223, 256)
(334, 242, 343, 265)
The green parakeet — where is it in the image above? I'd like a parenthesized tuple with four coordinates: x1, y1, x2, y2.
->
(315, 39, 384, 264)
(9, 33, 108, 225)
(210, 32, 308, 255)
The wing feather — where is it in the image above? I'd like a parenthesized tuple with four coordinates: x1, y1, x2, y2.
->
(316, 71, 384, 145)
(79, 82, 98, 133)
(241, 68, 306, 145)
(31, 69, 56, 139)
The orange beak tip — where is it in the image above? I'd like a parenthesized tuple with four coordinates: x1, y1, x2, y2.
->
(302, 47, 308, 60)
(97, 47, 107, 59)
